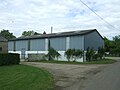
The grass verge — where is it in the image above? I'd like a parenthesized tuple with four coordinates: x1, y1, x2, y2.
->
(33, 59, 116, 64)
(0, 65, 53, 90)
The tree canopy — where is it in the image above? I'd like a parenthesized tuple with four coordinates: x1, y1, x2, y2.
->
(0, 29, 16, 40)
(22, 30, 34, 36)
(22, 30, 41, 36)
(104, 35, 120, 56)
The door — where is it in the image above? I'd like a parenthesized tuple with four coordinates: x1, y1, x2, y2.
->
(21, 48, 26, 59)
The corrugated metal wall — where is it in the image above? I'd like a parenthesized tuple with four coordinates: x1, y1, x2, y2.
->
(16, 40, 28, 51)
(8, 41, 14, 51)
(50, 37, 66, 51)
(70, 35, 84, 50)
(8, 36, 85, 51)
(84, 31, 104, 50)
(8, 31, 104, 52)
(30, 39, 45, 51)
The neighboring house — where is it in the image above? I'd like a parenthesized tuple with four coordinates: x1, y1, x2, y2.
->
(0, 36, 8, 53)
(8, 29, 104, 62)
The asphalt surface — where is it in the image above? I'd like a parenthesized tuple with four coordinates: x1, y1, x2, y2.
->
(82, 59, 120, 90)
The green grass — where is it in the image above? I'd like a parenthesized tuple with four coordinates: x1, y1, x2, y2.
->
(83, 59, 117, 64)
(0, 65, 53, 90)
(34, 59, 116, 64)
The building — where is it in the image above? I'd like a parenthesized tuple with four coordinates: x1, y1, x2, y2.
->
(8, 29, 104, 62)
(0, 36, 8, 53)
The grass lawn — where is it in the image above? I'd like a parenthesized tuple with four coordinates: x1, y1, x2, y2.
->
(34, 59, 116, 64)
(0, 65, 53, 90)
(84, 59, 117, 64)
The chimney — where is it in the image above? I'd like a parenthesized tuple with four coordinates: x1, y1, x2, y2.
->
(51, 26, 53, 34)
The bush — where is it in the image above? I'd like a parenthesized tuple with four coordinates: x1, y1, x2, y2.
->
(98, 47, 105, 59)
(65, 49, 83, 61)
(0, 53, 20, 66)
(46, 47, 61, 60)
(86, 47, 95, 62)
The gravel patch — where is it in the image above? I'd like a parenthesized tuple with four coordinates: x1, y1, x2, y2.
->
(21, 62, 105, 90)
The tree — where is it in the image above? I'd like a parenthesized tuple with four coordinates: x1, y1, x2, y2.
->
(34, 32, 41, 35)
(86, 47, 95, 62)
(103, 36, 115, 56)
(65, 49, 72, 61)
(0, 29, 16, 40)
(103, 37, 114, 52)
(112, 35, 120, 56)
(98, 47, 105, 59)
(22, 31, 34, 36)
(46, 40, 61, 60)
(43, 31, 46, 34)
(46, 47, 61, 60)
(65, 49, 83, 62)
(22, 31, 42, 36)
(73, 49, 83, 62)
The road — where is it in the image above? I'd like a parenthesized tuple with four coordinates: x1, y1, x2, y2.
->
(21, 57, 120, 90)
(82, 59, 120, 90)
(21, 62, 103, 90)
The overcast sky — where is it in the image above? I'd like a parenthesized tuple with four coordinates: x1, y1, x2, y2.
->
(0, 0, 120, 39)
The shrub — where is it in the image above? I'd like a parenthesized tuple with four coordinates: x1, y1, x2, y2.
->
(0, 53, 20, 66)
(98, 47, 105, 59)
(64, 49, 72, 61)
(46, 47, 61, 60)
(65, 49, 83, 61)
(86, 47, 95, 62)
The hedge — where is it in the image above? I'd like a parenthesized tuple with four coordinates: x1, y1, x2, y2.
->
(0, 53, 20, 66)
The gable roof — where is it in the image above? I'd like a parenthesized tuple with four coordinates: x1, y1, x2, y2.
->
(9, 29, 103, 41)
(0, 36, 7, 42)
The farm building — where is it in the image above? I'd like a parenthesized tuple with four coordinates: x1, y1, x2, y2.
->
(0, 36, 8, 53)
(8, 29, 104, 62)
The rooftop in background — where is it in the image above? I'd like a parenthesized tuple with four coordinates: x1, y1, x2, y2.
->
(0, 36, 8, 42)
(9, 29, 103, 41)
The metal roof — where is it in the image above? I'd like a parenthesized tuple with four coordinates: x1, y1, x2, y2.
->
(9, 29, 103, 41)
(0, 36, 7, 42)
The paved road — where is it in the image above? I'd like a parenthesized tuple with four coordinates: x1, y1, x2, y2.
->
(82, 59, 120, 90)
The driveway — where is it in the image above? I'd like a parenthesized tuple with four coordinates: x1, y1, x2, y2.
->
(82, 58, 120, 90)
(21, 62, 106, 90)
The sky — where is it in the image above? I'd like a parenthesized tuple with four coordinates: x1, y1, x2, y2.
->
(0, 0, 120, 39)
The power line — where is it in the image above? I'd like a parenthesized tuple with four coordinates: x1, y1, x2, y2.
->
(79, 0, 118, 30)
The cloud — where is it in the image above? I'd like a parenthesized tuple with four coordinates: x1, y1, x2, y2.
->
(0, 0, 120, 39)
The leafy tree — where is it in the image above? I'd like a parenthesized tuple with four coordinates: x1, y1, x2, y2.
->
(65, 49, 83, 61)
(103, 37, 115, 52)
(65, 49, 72, 61)
(22, 30, 34, 36)
(98, 47, 105, 59)
(104, 35, 120, 56)
(112, 35, 120, 56)
(86, 47, 95, 62)
(46, 47, 61, 60)
(47, 39, 60, 61)
(43, 31, 46, 34)
(73, 49, 83, 62)
(34, 32, 41, 35)
(0, 29, 16, 40)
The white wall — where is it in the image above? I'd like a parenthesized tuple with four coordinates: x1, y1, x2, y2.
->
(9, 51, 84, 62)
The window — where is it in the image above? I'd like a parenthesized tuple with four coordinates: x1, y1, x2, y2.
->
(0, 47, 2, 52)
